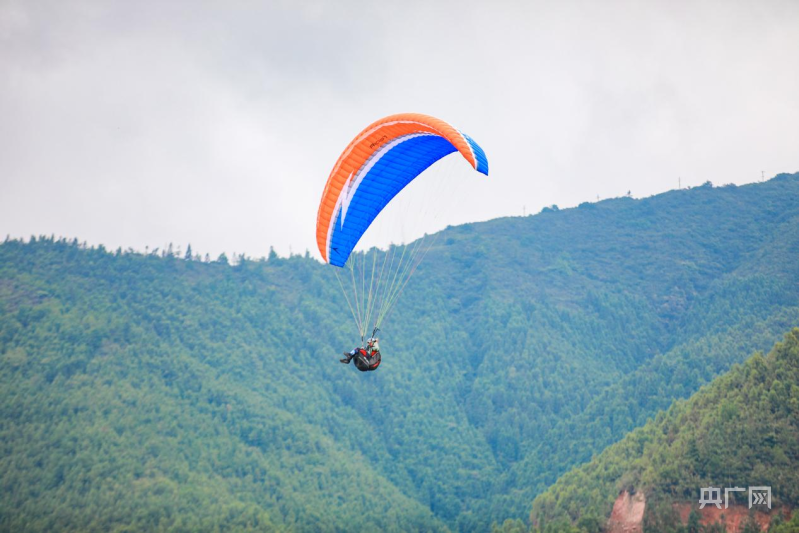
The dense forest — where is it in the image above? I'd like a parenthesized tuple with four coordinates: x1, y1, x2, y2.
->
(1, 172, 798, 531)
(524, 329, 799, 533)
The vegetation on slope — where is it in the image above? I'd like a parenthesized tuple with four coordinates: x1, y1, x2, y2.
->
(1, 173, 798, 530)
(527, 329, 799, 532)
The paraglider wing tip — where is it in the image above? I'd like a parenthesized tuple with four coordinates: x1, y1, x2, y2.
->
(460, 131, 489, 176)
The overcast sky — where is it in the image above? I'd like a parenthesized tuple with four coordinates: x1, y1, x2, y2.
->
(2, 0, 798, 260)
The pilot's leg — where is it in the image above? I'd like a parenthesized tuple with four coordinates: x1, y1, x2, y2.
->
(340, 348, 357, 364)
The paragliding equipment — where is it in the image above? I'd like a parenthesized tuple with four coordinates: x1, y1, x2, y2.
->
(339, 334, 382, 371)
(316, 113, 489, 346)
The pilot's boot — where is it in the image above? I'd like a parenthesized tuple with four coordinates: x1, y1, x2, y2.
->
(340, 352, 353, 364)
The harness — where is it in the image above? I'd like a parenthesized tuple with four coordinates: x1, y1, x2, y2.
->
(353, 347, 381, 371)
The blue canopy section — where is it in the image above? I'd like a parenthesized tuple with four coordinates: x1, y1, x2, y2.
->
(328, 135, 458, 267)
(463, 133, 489, 175)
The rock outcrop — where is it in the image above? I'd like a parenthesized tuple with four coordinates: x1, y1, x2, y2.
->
(606, 491, 791, 533)
(673, 502, 791, 532)
(607, 491, 645, 533)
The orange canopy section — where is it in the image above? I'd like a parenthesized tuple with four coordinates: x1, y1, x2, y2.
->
(316, 113, 488, 264)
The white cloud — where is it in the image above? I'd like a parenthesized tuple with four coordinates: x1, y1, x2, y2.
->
(2, 0, 798, 259)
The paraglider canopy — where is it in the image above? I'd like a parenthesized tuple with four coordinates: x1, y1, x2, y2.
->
(316, 113, 488, 267)
(317, 112, 489, 342)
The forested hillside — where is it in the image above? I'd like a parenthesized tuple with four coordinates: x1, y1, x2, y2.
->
(526, 329, 799, 533)
(1, 173, 799, 531)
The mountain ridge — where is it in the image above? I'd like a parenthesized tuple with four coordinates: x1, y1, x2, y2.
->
(1, 173, 799, 531)
(527, 328, 799, 533)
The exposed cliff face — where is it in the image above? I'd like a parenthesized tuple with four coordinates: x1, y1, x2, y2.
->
(673, 502, 791, 532)
(606, 491, 791, 533)
(607, 491, 645, 533)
